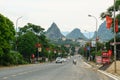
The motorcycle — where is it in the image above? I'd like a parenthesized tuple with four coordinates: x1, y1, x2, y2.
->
(73, 59, 77, 65)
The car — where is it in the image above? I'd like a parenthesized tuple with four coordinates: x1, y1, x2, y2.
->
(55, 57, 62, 63)
(61, 58, 67, 62)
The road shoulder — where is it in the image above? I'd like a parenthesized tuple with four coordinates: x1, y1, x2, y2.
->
(84, 61, 120, 80)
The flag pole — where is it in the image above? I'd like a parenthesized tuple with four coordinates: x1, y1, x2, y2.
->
(113, 0, 117, 73)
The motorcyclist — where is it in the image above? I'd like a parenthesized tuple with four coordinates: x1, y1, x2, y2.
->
(73, 59, 77, 65)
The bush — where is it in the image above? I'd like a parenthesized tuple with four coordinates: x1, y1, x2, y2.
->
(91, 50, 102, 56)
(1, 51, 27, 66)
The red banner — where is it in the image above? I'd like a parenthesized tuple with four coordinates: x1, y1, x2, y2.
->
(102, 52, 109, 57)
(102, 58, 110, 64)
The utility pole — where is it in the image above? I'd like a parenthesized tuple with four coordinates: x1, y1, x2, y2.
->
(113, 0, 117, 73)
(15, 16, 22, 51)
(88, 15, 98, 56)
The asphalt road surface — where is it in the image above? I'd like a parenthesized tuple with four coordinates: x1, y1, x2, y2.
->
(0, 56, 115, 80)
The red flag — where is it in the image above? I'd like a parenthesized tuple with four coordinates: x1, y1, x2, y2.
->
(106, 16, 112, 29)
(115, 19, 118, 32)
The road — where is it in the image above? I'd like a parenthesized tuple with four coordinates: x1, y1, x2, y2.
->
(0, 56, 115, 80)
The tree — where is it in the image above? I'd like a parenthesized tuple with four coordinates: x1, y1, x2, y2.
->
(0, 13, 15, 54)
(100, 0, 120, 60)
(101, 0, 120, 19)
(100, 0, 120, 31)
(18, 23, 44, 36)
(17, 31, 39, 61)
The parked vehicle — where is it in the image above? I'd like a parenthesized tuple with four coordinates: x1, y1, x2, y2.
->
(61, 58, 67, 62)
(56, 57, 62, 63)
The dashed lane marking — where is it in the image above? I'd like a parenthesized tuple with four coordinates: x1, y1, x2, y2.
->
(11, 75, 16, 77)
(2, 77, 8, 79)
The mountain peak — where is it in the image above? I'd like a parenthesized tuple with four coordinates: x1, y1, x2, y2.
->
(92, 21, 113, 41)
(72, 28, 81, 33)
(47, 22, 59, 32)
(46, 22, 64, 40)
(66, 28, 87, 40)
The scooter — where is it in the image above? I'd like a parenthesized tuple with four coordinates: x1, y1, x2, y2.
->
(73, 59, 77, 65)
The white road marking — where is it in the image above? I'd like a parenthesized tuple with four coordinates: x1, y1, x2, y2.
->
(98, 70, 120, 80)
(11, 74, 16, 77)
(2, 77, 8, 79)
(83, 62, 92, 68)
(17, 71, 28, 75)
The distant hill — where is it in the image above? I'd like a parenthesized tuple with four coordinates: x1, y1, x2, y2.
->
(66, 28, 87, 40)
(45, 22, 64, 40)
(92, 21, 114, 42)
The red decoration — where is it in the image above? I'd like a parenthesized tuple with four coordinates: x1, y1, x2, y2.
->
(106, 16, 112, 29)
(84, 48, 87, 51)
(102, 58, 110, 64)
(115, 19, 118, 32)
(46, 48, 49, 51)
(35, 43, 41, 48)
(31, 54, 35, 58)
(102, 52, 109, 57)
(108, 50, 112, 57)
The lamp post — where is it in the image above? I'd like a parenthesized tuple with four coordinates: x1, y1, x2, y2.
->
(88, 15, 98, 56)
(15, 16, 22, 51)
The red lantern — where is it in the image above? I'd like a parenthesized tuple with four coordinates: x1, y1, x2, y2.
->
(108, 50, 112, 57)
(31, 54, 35, 58)
(35, 43, 41, 48)
(46, 48, 49, 51)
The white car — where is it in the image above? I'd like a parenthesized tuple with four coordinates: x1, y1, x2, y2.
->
(61, 58, 67, 62)
(56, 57, 62, 63)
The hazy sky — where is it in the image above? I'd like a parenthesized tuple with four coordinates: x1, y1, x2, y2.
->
(0, 0, 113, 32)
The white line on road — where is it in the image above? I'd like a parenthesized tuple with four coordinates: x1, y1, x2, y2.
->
(17, 71, 29, 75)
(83, 61, 120, 80)
(83, 62, 92, 68)
(11, 74, 16, 77)
(98, 70, 120, 80)
(2, 77, 8, 79)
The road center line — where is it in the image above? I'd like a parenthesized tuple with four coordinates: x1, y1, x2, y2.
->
(11, 75, 16, 77)
(2, 77, 8, 79)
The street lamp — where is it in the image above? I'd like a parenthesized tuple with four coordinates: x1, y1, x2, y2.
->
(15, 16, 22, 51)
(88, 14, 98, 55)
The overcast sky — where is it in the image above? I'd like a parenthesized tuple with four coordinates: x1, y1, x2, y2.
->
(0, 0, 113, 32)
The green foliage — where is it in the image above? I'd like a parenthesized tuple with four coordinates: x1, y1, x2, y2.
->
(97, 42, 104, 50)
(0, 51, 27, 66)
(96, 50, 102, 56)
(17, 31, 39, 59)
(100, 0, 120, 23)
(19, 23, 44, 36)
(0, 13, 15, 54)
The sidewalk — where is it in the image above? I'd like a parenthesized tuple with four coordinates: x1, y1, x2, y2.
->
(86, 61, 120, 80)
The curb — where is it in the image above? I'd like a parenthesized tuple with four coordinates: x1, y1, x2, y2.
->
(98, 70, 120, 80)
(84, 62, 120, 80)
